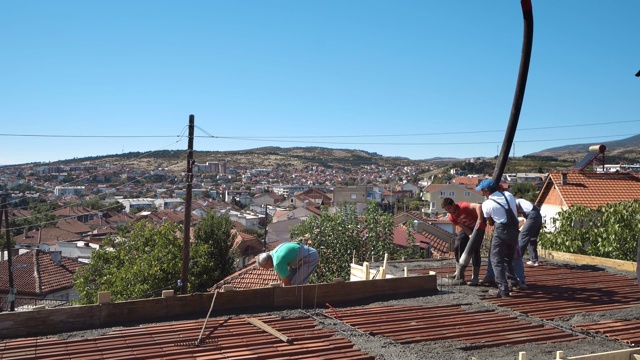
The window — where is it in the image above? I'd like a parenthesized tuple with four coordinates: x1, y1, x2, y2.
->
(440, 191, 446, 197)
(464, 191, 471, 197)
(431, 201, 436, 209)
(448, 191, 455, 196)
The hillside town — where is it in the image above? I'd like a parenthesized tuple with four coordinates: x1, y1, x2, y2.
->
(3, 152, 640, 359)
(0, 156, 548, 305)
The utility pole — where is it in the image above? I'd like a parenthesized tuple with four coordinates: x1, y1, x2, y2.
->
(2, 194, 15, 311)
(181, 115, 195, 295)
(263, 205, 268, 251)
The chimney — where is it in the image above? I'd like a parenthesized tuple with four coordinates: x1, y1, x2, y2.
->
(50, 251, 62, 265)
(561, 172, 568, 185)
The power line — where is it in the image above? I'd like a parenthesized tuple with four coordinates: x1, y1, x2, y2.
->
(0, 134, 180, 138)
(0, 119, 638, 140)
(207, 133, 640, 146)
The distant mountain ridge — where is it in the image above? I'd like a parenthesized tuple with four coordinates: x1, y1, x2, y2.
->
(6, 135, 639, 171)
(529, 134, 640, 163)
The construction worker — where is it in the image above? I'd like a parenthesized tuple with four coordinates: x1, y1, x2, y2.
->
(256, 242, 319, 286)
(516, 197, 543, 267)
(442, 197, 486, 285)
(477, 179, 519, 298)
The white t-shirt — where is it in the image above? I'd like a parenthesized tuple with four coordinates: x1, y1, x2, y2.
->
(481, 191, 517, 224)
(516, 198, 534, 215)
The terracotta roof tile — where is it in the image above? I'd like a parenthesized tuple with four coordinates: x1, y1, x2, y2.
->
(545, 172, 640, 208)
(0, 316, 374, 359)
(14, 227, 83, 246)
(0, 250, 86, 296)
(56, 218, 92, 234)
(211, 261, 281, 291)
(54, 206, 100, 219)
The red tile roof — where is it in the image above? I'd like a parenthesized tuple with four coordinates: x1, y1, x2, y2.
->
(232, 230, 264, 257)
(1, 258, 639, 358)
(0, 250, 86, 296)
(331, 304, 581, 349)
(417, 230, 453, 258)
(54, 206, 100, 219)
(14, 227, 83, 246)
(56, 218, 92, 234)
(211, 262, 281, 291)
(0, 315, 375, 359)
(539, 172, 640, 208)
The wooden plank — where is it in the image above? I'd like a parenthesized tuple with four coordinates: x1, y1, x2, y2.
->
(246, 317, 291, 343)
(539, 249, 637, 273)
(566, 348, 640, 360)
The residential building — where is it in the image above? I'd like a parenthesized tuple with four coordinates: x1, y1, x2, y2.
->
(272, 185, 309, 198)
(331, 185, 376, 215)
(535, 171, 640, 231)
(0, 250, 86, 309)
(421, 183, 484, 216)
(193, 161, 229, 174)
(117, 198, 156, 213)
(224, 190, 252, 206)
(232, 230, 265, 268)
(154, 198, 185, 210)
(54, 186, 86, 197)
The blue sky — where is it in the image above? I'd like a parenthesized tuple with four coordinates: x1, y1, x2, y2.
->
(1, 1, 639, 165)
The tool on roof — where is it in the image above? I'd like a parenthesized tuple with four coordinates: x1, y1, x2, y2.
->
(195, 290, 218, 346)
(173, 290, 224, 348)
(246, 317, 292, 344)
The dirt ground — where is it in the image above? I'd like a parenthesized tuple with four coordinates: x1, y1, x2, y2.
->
(45, 258, 638, 360)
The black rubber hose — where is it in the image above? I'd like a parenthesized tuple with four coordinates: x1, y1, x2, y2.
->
(460, 0, 534, 268)
(492, 0, 534, 184)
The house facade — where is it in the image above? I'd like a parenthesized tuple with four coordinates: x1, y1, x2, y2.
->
(535, 172, 640, 231)
(421, 183, 485, 216)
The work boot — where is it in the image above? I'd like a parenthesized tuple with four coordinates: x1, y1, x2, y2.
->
(467, 266, 481, 286)
(487, 289, 510, 298)
(448, 263, 466, 284)
(478, 276, 495, 286)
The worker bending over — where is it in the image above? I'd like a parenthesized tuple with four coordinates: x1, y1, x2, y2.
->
(256, 242, 319, 286)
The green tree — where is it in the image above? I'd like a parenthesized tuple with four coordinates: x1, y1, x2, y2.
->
(509, 182, 539, 202)
(289, 202, 398, 283)
(28, 202, 58, 230)
(74, 221, 183, 304)
(82, 197, 103, 210)
(362, 203, 396, 261)
(539, 200, 640, 261)
(290, 204, 361, 283)
(399, 223, 422, 260)
(189, 211, 237, 292)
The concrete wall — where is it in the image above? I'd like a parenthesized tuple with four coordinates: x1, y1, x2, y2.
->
(0, 275, 437, 339)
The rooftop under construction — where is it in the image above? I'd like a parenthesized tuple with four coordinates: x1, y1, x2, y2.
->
(1, 255, 639, 360)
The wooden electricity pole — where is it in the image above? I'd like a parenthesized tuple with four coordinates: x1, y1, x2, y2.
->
(181, 115, 195, 295)
(2, 194, 15, 311)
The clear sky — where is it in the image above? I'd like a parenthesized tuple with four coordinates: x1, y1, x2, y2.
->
(1, 1, 639, 166)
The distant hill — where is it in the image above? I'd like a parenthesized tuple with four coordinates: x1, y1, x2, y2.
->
(529, 134, 640, 163)
(26, 147, 433, 172)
